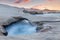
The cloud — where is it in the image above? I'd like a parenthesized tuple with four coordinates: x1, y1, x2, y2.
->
(14, 0, 30, 4)
(32, 4, 47, 10)
(32, 3, 60, 10)
(0, 0, 30, 5)
(14, 0, 22, 3)
(45, 0, 59, 2)
(46, 0, 54, 1)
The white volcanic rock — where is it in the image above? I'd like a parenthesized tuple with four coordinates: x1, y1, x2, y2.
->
(0, 17, 59, 40)
(0, 4, 60, 22)
(0, 4, 60, 40)
(0, 4, 25, 17)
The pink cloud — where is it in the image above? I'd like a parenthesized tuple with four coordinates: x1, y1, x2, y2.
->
(46, 0, 54, 1)
(14, 0, 22, 3)
(0, 0, 30, 5)
(46, 0, 57, 2)
(14, 0, 30, 4)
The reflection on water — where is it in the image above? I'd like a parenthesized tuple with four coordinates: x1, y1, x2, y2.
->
(6, 20, 37, 36)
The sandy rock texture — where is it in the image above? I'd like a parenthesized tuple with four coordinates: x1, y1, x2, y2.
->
(0, 17, 59, 40)
(0, 4, 60, 40)
(0, 17, 23, 36)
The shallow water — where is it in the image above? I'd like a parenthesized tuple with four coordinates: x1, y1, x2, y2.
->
(6, 20, 37, 36)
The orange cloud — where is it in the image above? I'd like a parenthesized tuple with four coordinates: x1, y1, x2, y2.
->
(0, 0, 30, 5)
(32, 4, 60, 10)
(32, 4, 47, 10)
(46, 0, 58, 2)
(14, 0, 30, 4)
(14, 0, 20, 3)
(46, 0, 54, 1)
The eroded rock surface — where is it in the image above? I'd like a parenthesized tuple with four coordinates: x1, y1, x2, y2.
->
(0, 17, 59, 40)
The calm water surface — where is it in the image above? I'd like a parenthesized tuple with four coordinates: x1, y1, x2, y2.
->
(6, 20, 37, 36)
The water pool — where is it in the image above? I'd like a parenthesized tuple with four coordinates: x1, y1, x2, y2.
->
(5, 20, 37, 36)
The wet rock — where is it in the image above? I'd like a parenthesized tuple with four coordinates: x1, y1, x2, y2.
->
(40, 26, 52, 32)
(0, 16, 27, 36)
(36, 22, 44, 32)
(2, 16, 27, 27)
(36, 22, 52, 32)
(0, 26, 6, 36)
(2, 17, 19, 26)
(36, 26, 43, 32)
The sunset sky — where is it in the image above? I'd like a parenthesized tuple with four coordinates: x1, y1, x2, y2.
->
(0, 0, 60, 10)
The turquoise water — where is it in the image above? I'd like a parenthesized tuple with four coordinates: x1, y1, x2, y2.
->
(6, 20, 37, 36)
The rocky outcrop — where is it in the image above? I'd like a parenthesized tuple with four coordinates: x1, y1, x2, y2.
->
(0, 17, 60, 40)
(2, 16, 28, 26)
(0, 16, 53, 36)
(34, 22, 52, 32)
(0, 16, 28, 36)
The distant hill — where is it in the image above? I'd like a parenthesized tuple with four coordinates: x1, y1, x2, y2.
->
(24, 8, 60, 14)
(42, 9, 60, 13)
